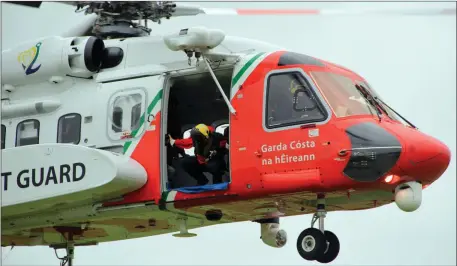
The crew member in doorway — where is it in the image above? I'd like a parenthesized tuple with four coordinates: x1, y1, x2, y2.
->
(167, 124, 228, 185)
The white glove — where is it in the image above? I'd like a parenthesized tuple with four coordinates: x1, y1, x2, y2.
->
(169, 135, 175, 146)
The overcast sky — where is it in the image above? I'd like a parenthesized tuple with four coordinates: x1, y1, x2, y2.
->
(1, 1, 456, 265)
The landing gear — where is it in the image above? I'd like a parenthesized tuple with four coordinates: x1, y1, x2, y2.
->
(296, 195, 340, 264)
(53, 241, 74, 266)
(297, 228, 327, 260)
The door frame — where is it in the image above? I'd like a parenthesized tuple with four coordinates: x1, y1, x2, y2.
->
(160, 73, 173, 193)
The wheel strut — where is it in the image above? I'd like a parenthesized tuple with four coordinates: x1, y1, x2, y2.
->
(53, 234, 75, 266)
(66, 242, 74, 266)
(311, 195, 326, 233)
(297, 194, 340, 263)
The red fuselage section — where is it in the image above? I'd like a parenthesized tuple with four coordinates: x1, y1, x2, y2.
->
(106, 50, 451, 209)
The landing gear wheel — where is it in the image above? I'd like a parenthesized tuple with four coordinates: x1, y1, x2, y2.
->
(316, 230, 340, 264)
(296, 228, 327, 261)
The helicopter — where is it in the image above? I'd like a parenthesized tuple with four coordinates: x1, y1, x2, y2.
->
(1, 1, 455, 265)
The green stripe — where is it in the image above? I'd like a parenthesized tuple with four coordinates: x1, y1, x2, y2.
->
(231, 52, 264, 88)
(123, 89, 163, 154)
(161, 191, 170, 201)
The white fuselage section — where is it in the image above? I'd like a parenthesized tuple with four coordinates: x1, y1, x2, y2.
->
(1, 34, 282, 149)
(1, 144, 147, 217)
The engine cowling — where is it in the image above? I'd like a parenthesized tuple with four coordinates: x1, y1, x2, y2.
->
(2, 36, 105, 86)
(260, 222, 287, 248)
(394, 181, 422, 212)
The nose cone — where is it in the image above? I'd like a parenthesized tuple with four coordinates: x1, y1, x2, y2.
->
(401, 134, 451, 182)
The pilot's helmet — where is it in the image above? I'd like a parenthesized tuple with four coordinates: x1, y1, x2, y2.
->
(191, 124, 211, 140)
(289, 79, 306, 96)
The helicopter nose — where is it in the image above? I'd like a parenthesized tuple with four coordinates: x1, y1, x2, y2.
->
(401, 133, 451, 182)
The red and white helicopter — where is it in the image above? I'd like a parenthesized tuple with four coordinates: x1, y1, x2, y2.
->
(1, 1, 454, 265)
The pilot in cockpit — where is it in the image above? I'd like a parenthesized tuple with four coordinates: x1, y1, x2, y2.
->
(267, 79, 315, 126)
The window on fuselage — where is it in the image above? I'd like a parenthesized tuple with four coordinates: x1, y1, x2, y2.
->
(1, 124, 5, 149)
(57, 113, 82, 144)
(265, 72, 327, 129)
(131, 103, 142, 131)
(112, 107, 123, 133)
(16, 119, 40, 146)
(111, 93, 143, 134)
(310, 71, 378, 118)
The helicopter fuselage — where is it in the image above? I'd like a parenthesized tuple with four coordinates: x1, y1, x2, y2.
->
(1, 31, 450, 253)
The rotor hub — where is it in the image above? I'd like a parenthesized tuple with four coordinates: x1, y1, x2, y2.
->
(76, 1, 177, 38)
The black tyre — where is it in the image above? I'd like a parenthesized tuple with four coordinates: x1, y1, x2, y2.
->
(296, 228, 327, 261)
(316, 230, 340, 263)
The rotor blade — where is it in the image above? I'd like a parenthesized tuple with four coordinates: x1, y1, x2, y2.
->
(3, 1, 42, 8)
(57, 1, 88, 7)
(177, 6, 456, 16)
(3, 1, 80, 8)
(60, 14, 98, 37)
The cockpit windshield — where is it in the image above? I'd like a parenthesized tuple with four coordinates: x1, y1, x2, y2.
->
(309, 71, 414, 126)
(309, 71, 378, 118)
(355, 80, 404, 123)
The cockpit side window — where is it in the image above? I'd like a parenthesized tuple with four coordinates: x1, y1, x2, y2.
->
(310, 71, 378, 118)
(265, 71, 327, 129)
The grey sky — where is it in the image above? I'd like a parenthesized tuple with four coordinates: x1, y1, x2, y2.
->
(1, 1, 456, 265)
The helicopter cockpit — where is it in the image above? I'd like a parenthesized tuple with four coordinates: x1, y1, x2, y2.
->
(161, 49, 416, 193)
(265, 69, 403, 129)
(266, 71, 328, 128)
(309, 70, 413, 126)
(309, 71, 378, 118)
